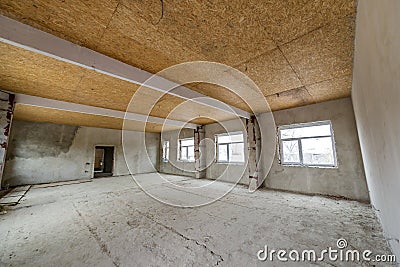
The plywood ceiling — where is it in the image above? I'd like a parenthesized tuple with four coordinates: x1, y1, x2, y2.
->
(0, 0, 357, 130)
(13, 104, 183, 132)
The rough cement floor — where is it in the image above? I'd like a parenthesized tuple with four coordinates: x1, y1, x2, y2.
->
(0, 173, 394, 266)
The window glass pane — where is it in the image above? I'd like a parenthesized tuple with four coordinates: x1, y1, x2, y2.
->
(280, 124, 331, 139)
(218, 144, 228, 162)
(230, 133, 244, 142)
(181, 147, 187, 160)
(282, 140, 300, 163)
(229, 143, 244, 162)
(217, 135, 231, 143)
(181, 138, 194, 146)
(217, 133, 244, 143)
(301, 137, 335, 165)
(187, 146, 195, 161)
(166, 144, 169, 160)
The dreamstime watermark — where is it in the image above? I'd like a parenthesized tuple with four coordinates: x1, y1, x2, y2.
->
(257, 238, 396, 263)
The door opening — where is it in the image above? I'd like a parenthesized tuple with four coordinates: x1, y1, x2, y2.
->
(94, 146, 114, 178)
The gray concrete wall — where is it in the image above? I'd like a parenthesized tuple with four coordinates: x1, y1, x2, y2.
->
(159, 128, 196, 177)
(159, 98, 368, 200)
(159, 119, 250, 185)
(2, 120, 159, 186)
(351, 0, 400, 259)
(204, 118, 249, 185)
(262, 98, 370, 202)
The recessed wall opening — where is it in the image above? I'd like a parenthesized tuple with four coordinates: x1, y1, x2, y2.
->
(94, 146, 114, 178)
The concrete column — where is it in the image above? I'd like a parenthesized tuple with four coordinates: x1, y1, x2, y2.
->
(246, 116, 259, 191)
(194, 126, 206, 179)
(0, 91, 15, 189)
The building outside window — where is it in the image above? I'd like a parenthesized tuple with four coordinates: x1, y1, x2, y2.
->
(178, 138, 195, 162)
(278, 121, 337, 167)
(215, 132, 245, 163)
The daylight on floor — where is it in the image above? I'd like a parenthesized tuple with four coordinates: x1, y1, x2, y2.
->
(0, 0, 399, 266)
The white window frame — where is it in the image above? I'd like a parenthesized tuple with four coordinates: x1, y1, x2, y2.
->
(215, 131, 245, 164)
(178, 137, 195, 162)
(278, 121, 337, 168)
(161, 140, 169, 162)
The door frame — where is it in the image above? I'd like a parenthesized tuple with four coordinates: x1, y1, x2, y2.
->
(93, 145, 115, 178)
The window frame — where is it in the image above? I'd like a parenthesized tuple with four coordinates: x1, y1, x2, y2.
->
(215, 131, 245, 164)
(161, 140, 169, 162)
(177, 137, 195, 162)
(278, 121, 337, 168)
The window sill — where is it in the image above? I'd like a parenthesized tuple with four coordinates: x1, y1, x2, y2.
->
(280, 163, 338, 169)
(216, 162, 245, 166)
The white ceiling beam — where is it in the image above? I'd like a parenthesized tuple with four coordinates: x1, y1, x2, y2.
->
(14, 94, 199, 130)
(0, 15, 250, 119)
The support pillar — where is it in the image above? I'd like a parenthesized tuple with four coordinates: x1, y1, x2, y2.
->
(0, 91, 15, 189)
(194, 126, 206, 179)
(246, 116, 260, 191)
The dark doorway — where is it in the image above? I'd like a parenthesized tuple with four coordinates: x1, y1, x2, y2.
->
(94, 146, 114, 178)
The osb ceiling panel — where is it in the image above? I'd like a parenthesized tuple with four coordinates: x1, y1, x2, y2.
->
(96, 29, 176, 74)
(280, 17, 355, 86)
(261, 0, 356, 45)
(186, 83, 248, 109)
(132, 89, 237, 125)
(1, 0, 357, 120)
(118, 0, 277, 66)
(166, 99, 238, 125)
(103, 3, 203, 64)
(0, 42, 139, 111)
(0, 0, 118, 47)
(235, 48, 303, 96)
(266, 87, 315, 112)
(13, 104, 180, 132)
(306, 75, 352, 103)
(0, 42, 237, 125)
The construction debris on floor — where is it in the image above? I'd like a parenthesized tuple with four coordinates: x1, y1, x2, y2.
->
(0, 185, 31, 206)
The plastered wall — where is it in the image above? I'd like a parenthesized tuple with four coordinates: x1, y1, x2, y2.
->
(159, 119, 250, 185)
(159, 128, 197, 177)
(158, 98, 368, 200)
(351, 0, 400, 259)
(204, 118, 249, 185)
(263, 98, 369, 202)
(2, 120, 159, 186)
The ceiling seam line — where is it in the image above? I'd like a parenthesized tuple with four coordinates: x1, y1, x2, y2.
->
(230, 46, 278, 69)
(303, 87, 317, 104)
(303, 73, 353, 88)
(97, 2, 120, 46)
(277, 14, 356, 47)
(266, 85, 306, 99)
(117, 2, 204, 62)
(276, 45, 304, 85)
(276, 25, 324, 47)
(73, 73, 87, 94)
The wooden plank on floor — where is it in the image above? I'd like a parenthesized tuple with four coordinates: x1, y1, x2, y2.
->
(32, 179, 92, 189)
(0, 185, 31, 205)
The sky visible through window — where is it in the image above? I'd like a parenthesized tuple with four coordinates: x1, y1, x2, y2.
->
(280, 122, 336, 167)
(216, 132, 245, 163)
